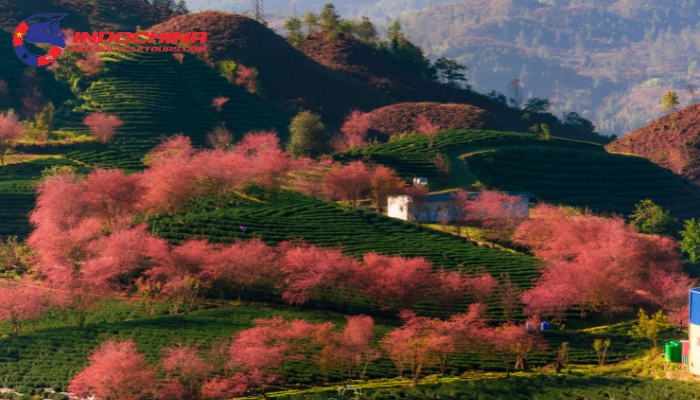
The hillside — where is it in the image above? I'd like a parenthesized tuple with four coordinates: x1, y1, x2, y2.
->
(150, 189, 539, 320)
(399, 0, 700, 137)
(51, 49, 288, 165)
(0, 0, 173, 32)
(605, 104, 700, 184)
(299, 32, 609, 143)
(151, 12, 395, 126)
(335, 130, 700, 219)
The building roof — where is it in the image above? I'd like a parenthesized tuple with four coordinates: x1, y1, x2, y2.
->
(391, 191, 535, 202)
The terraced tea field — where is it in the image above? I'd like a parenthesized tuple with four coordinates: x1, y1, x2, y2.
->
(53, 49, 288, 168)
(0, 158, 89, 239)
(0, 300, 682, 390)
(151, 191, 540, 319)
(336, 130, 700, 219)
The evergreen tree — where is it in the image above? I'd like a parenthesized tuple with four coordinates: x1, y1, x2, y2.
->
(287, 111, 328, 158)
(302, 11, 319, 33)
(662, 91, 680, 114)
(680, 218, 700, 264)
(355, 17, 378, 43)
(284, 17, 306, 48)
(319, 4, 342, 33)
(433, 57, 467, 88)
(629, 199, 678, 236)
(174, 0, 189, 14)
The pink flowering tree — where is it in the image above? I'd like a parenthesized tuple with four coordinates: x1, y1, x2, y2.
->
(83, 113, 124, 144)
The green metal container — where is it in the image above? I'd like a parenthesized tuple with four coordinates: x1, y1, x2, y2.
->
(665, 341, 682, 363)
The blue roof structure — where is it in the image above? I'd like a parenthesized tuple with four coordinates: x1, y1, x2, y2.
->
(690, 287, 700, 326)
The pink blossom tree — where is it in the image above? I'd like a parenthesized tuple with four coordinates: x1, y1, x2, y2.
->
(316, 315, 380, 381)
(69, 339, 157, 400)
(335, 110, 372, 151)
(211, 97, 230, 112)
(162, 344, 213, 396)
(83, 113, 124, 144)
(0, 283, 48, 335)
(414, 114, 440, 147)
(0, 112, 24, 165)
(76, 52, 104, 76)
(323, 161, 372, 207)
(361, 253, 435, 310)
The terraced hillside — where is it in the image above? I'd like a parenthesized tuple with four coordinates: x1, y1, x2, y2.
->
(0, 158, 88, 239)
(150, 190, 540, 320)
(0, 300, 684, 390)
(53, 49, 288, 168)
(335, 130, 700, 219)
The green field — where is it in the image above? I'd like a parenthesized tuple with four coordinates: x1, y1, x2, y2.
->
(0, 300, 683, 391)
(335, 130, 700, 219)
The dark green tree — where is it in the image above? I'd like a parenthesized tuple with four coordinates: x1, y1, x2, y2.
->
(486, 90, 508, 104)
(523, 98, 552, 114)
(284, 17, 306, 48)
(287, 110, 328, 158)
(561, 112, 597, 136)
(319, 3, 342, 33)
(433, 57, 467, 88)
(382, 21, 436, 79)
(355, 17, 378, 43)
(680, 218, 700, 264)
(629, 199, 678, 236)
(174, 0, 189, 13)
(302, 11, 319, 33)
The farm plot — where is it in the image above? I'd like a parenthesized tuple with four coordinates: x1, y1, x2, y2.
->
(0, 300, 683, 391)
(151, 191, 540, 319)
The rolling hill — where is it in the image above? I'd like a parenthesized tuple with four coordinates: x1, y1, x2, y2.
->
(151, 12, 396, 126)
(398, 0, 700, 137)
(605, 104, 700, 184)
(335, 130, 700, 219)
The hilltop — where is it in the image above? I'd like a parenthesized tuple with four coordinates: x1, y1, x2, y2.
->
(0, 0, 173, 32)
(151, 12, 395, 126)
(335, 129, 700, 219)
(299, 31, 610, 142)
(605, 104, 700, 183)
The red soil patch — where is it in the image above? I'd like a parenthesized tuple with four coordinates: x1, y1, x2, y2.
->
(368, 102, 508, 136)
(606, 104, 700, 183)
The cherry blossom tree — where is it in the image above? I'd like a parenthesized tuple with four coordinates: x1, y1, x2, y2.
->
(516, 204, 688, 322)
(370, 165, 405, 212)
(488, 322, 547, 376)
(279, 242, 360, 307)
(233, 131, 291, 193)
(204, 239, 276, 303)
(162, 344, 213, 396)
(414, 114, 440, 147)
(0, 112, 24, 165)
(0, 283, 47, 335)
(324, 161, 372, 207)
(69, 339, 157, 400)
(293, 157, 337, 200)
(83, 113, 124, 144)
(76, 52, 104, 76)
(206, 126, 233, 149)
(211, 97, 230, 112)
(228, 317, 316, 395)
(236, 65, 258, 93)
(361, 253, 434, 310)
(429, 270, 471, 316)
(84, 168, 145, 230)
(336, 110, 372, 151)
(200, 374, 248, 400)
(316, 315, 380, 381)
(454, 190, 527, 244)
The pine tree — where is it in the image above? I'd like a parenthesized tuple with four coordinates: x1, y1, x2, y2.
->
(284, 17, 305, 48)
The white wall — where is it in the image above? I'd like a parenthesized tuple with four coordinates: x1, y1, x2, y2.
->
(690, 323, 700, 374)
(387, 196, 410, 221)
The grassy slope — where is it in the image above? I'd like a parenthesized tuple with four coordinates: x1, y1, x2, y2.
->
(53, 49, 289, 168)
(150, 190, 539, 319)
(0, 300, 684, 391)
(335, 130, 700, 219)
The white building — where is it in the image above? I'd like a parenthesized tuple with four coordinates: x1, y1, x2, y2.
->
(689, 288, 700, 374)
(387, 191, 533, 223)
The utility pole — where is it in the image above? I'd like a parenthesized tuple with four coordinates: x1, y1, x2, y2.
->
(252, 0, 264, 22)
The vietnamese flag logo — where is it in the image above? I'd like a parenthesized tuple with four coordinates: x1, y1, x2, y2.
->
(13, 13, 68, 67)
